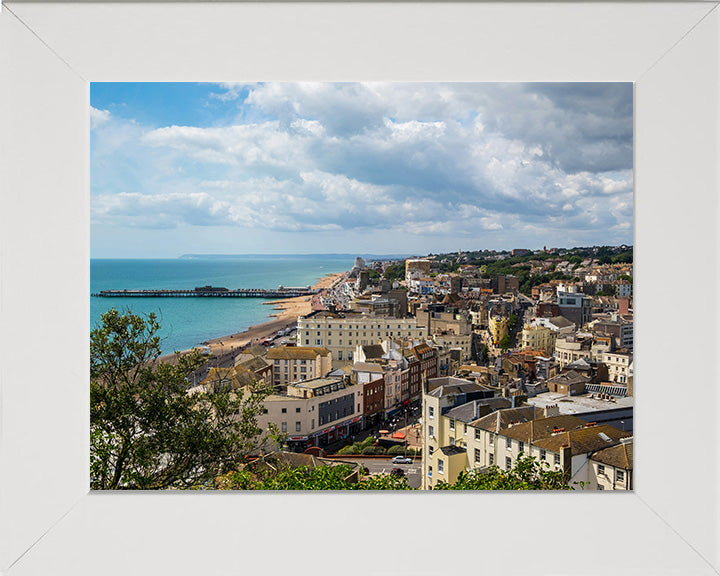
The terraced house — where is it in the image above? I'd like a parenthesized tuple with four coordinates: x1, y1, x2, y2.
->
(421, 376, 633, 490)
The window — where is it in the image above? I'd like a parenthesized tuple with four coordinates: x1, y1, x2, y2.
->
(449, 419, 455, 431)
(506, 457, 512, 470)
(311, 419, 314, 428)
(281, 422, 287, 433)
(428, 465, 432, 477)
(295, 422, 301, 432)
(540, 449, 546, 460)
(489, 453, 494, 466)
(554, 453, 561, 466)
(449, 437, 455, 446)
(598, 464, 605, 475)
(296, 407, 301, 413)
(506, 437, 512, 449)
(475, 429, 481, 441)
(281, 408, 287, 413)
(616, 469, 625, 483)
(428, 406, 434, 419)
(428, 445, 434, 455)
(489, 433, 494, 446)
(428, 425, 434, 437)
(598, 484, 605, 490)
(518, 441, 524, 453)
(262, 408, 268, 414)
(474, 449, 482, 463)
(438, 459, 444, 474)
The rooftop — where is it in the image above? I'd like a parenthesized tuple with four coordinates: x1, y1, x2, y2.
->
(590, 440, 634, 469)
(266, 346, 330, 360)
(525, 392, 634, 415)
(533, 425, 632, 456)
(499, 414, 588, 443)
(444, 398, 512, 423)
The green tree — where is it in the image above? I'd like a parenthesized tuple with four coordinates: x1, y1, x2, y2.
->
(383, 263, 405, 283)
(90, 309, 277, 490)
(215, 463, 412, 490)
(499, 333, 512, 351)
(433, 454, 576, 490)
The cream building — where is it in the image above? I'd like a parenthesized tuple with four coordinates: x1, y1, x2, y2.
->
(296, 312, 425, 363)
(521, 324, 557, 356)
(554, 333, 593, 367)
(602, 350, 633, 384)
(420, 390, 631, 490)
(266, 346, 332, 387)
(588, 439, 633, 490)
(488, 315, 508, 346)
(256, 376, 364, 450)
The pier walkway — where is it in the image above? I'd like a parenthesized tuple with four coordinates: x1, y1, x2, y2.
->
(92, 286, 318, 299)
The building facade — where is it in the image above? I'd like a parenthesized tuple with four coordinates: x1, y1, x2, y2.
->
(296, 312, 425, 362)
(266, 346, 332, 387)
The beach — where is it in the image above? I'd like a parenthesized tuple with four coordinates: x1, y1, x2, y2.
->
(180, 271, 345, 359)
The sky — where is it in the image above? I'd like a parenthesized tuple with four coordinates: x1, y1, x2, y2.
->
(90, 82, 633, 258)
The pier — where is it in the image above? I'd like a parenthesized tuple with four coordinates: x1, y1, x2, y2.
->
(92, 286, 318, 299)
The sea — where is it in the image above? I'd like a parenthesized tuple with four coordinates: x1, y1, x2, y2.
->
(90, 255, 355, 354)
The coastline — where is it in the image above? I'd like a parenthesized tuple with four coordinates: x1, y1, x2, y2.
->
(164, 271, 345, 361)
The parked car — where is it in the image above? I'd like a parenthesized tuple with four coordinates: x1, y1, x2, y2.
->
(390, 468, 405, 476)
(392, 456, 413, 464)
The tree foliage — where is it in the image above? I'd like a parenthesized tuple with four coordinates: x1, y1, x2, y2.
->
(90, 309, 277, 490)
(433, 454, 575, 490)
(215, 463, 412, 490)
(383, 263, 405, 283)
(499, 333, 512, 351)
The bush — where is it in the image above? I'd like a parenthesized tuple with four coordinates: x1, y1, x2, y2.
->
(361, 436, 376, 447)
(387, 445, 407, 455)
(361, 446, 377, 455)
(338, 445, 358, 455)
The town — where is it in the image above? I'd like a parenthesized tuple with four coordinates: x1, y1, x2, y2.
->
(187, 245, 633, 490)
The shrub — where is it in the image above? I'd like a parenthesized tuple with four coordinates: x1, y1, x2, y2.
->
(361, 446, 377, 455)
(338, 445, 358, 455)
(387, 445, 406, 455)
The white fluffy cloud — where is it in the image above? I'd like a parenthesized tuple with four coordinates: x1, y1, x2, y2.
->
(91, 82, 633, 254)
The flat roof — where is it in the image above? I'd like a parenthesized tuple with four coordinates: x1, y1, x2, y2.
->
(525, 391, 633, 414)
(290, 377, 345, 390)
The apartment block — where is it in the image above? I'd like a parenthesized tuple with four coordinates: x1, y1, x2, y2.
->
(296, 311, 425, 363)
(266, 346, 332, 387)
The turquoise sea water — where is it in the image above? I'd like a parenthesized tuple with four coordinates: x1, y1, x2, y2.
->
(90, 255, 354, 354)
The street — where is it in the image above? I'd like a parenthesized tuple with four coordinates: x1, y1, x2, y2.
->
(350, 458, 422, 489)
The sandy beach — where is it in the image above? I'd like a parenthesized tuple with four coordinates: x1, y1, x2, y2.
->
(173, 271, 345, 360)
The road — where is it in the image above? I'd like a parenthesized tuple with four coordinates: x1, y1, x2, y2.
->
(350, 458, 423, 489)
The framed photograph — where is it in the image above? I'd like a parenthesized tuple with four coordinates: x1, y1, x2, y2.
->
(1, 2, 718, 575)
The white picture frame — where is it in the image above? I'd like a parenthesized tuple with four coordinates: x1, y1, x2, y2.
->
(1, 2, 718, 575)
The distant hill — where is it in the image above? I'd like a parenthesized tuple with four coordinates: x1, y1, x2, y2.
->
(178, 253, 413, 261)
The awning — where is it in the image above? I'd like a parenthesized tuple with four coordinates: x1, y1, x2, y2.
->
(288, 436, 308, 441)
(379, 429, 390, 434)
(392, 432, 406, 440)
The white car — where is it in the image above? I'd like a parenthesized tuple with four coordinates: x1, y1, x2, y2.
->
(392, 456, 413, 464)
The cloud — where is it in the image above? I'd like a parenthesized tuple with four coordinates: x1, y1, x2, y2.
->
(90, 107, 111, 129)
(91, 82, 634, 253)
